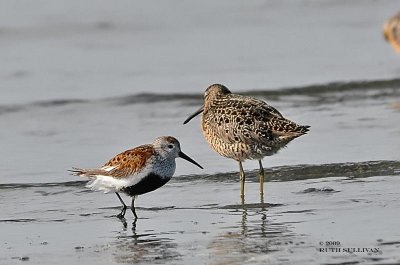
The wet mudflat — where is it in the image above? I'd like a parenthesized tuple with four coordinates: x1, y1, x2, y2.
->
(2, 0, 400, 264)
(1, 162, 400, 265)
(1, 80, 400, 264)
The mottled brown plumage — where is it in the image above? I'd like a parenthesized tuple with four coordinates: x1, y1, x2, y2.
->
(184, 84, 309, 200)
(103, 145, 156, 178)
(71, 145, 156, 179)
(201, 84, 309, 161)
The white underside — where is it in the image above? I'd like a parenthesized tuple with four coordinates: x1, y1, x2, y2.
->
(85, 159, 176, 193)
(86, 165, 152, 193)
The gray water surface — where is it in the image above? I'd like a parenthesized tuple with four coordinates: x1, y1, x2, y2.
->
(1, 161, 400, 265)
(1, 0, 400, 104)
(1, 0, 400, 264)
(1, 79, 400, 264)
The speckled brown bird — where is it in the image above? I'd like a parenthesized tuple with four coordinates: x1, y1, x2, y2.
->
(70, 136, 202, 220)
(383, 12, 400, 53)
(184, 84, 309, 200)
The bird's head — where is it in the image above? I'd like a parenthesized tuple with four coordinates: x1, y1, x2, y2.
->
(152, 136, 203, 169)
(204, 84, 231, 102)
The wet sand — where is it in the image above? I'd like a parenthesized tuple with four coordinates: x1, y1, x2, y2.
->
(1, 0, 400, 264)
(1, 81, 400, 264)
(1, 162, 400, 264)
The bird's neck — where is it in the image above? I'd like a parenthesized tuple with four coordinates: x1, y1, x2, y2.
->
(152, 158, 176, 179)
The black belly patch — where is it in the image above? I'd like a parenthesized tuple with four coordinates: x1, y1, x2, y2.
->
(121, 173, 171, 196)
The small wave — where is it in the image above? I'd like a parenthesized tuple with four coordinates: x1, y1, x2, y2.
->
(297, 187, 339, 194)
(96, 77, 400, 106)
(178, 160, 400, 183)
(32, 99, 88, 107)
(0, 218, 66, 223)
(0, 105, 24, 115)
(0, 218, 37, 223)
(0, 180, 86, 190)
(249, 77, 400, 97)
(220, 202, 283, 209)
(1, 77, 399, 116)
(113, 93, 201, 105)
(377, 240, 400, 246)
(1, 160, 398, 189)
(280, 209, 315, 214)
(0, 99, 88, 116)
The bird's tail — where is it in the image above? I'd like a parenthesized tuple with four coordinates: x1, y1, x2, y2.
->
(68, 167, 102, 178)
(299, 125, 310, 134)
(68, 167, 118, 193)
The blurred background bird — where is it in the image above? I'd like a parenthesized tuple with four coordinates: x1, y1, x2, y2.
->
(383, 11, 400, 53)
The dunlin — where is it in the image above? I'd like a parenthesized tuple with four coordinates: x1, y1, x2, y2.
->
(70, 136, 202, 220)
(184, 84, 309, 200)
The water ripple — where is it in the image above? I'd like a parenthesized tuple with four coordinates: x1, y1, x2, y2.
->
(0, 160, 399, 188)
(1, 78, 399, 115)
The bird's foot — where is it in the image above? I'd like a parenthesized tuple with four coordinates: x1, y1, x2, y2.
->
(116, 205, 127, 219)
(116, 216, 127, 228)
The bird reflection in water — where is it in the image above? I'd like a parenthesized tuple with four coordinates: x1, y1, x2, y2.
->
(112, 228, 180, 264)
(208, 198, 288, 264)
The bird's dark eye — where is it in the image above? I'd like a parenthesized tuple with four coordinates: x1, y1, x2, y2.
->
(167, 144, 174, 149)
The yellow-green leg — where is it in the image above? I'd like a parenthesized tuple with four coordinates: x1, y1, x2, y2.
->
(239, 161, 245, 203)
(259, 160, 265, 197)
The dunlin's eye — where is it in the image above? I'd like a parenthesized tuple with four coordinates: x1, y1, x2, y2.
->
(167, 144, 174, 149)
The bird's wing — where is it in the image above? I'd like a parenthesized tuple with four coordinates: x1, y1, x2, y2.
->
(70, 145, 155, 179)
(101, 144, 156, 179)
(209, 95, 305, 144)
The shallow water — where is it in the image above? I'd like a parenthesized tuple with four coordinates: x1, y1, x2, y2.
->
(1, 161, 400, 264)
(1, 78, 399, 184)
(1, 80, 400, 264)
(1, 0, 400, 264)
(1, 0, 400, 104)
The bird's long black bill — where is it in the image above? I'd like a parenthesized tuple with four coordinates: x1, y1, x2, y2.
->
(179, 151, 203, 169)
(183, 106, 204, 124)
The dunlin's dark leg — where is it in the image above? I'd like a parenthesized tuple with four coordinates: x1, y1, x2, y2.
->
(131, 197, 138, 219)
(239, 161, 245, 203)
(258, 160, 265, 197)
(115, 192, 127, 219)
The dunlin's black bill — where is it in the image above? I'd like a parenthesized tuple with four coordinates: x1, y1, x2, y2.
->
(178, 151, 203, 169)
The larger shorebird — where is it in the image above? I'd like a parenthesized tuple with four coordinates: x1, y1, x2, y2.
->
(70, 136, 202, 221)
(184, 84, 309, 200)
